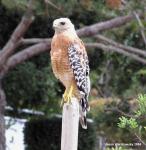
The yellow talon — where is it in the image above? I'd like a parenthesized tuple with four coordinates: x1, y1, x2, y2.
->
(61, 85, 74, 106)
(60, 89, 67, 106)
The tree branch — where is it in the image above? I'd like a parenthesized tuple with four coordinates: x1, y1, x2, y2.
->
(3, 42, 50, 74)
(133, 11, 146, 47)
(18, 36, 146, 68)
(77, 12, 143, 37)
(19, 12, 144, 45)
(85, 43, 146, 64)
(0, 10, 144, 76)
(44, 0, 62, 12)
(18, 12, 144, 46)
(5, 41, 146, 74)
(20, 38, 51, 45)
(95, 35, 146, 57)
(135, 133, 146, 146)
(104, 107, 136, 118)
(0, 0, 34, 69)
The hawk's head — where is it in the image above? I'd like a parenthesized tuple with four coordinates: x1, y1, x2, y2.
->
(53, 18, 75, 33)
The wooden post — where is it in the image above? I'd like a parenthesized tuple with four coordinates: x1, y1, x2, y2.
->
(61, 97, 79, 150)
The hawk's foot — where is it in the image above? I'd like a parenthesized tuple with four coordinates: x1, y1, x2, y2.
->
(61, 85, 74, 106)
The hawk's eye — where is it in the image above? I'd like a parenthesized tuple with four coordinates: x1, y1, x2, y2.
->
(60, 22, 65, 25)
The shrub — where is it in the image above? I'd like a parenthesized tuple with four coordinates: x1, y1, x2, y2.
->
(118, 94, 146, 146)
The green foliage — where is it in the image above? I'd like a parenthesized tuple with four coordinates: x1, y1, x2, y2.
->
(136, 94, 146, 115)
(118, 117, 138, 129)
(2, 0, 47, 15)
(128, 118, 139, 129)
(123, 70, 146, 98)
(3, 60, 61, 114)
(89, 99, 134, 144)
(118, 94, 146, 143)
(106, 147, 126, 150)
(106, 52, 145, 96)
(118, 116, 128, 129)
(91, 98, 131, 128)
(24, 117, 96, 150)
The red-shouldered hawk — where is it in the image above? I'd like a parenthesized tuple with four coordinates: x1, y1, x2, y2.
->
(50, 18, 90, 129)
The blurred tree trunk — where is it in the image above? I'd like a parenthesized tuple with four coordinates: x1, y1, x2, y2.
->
(0, 77, 6, 150)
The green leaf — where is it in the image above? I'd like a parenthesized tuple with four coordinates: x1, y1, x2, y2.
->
(129, 118, 138, 129)
(118, 116, 128, 128)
